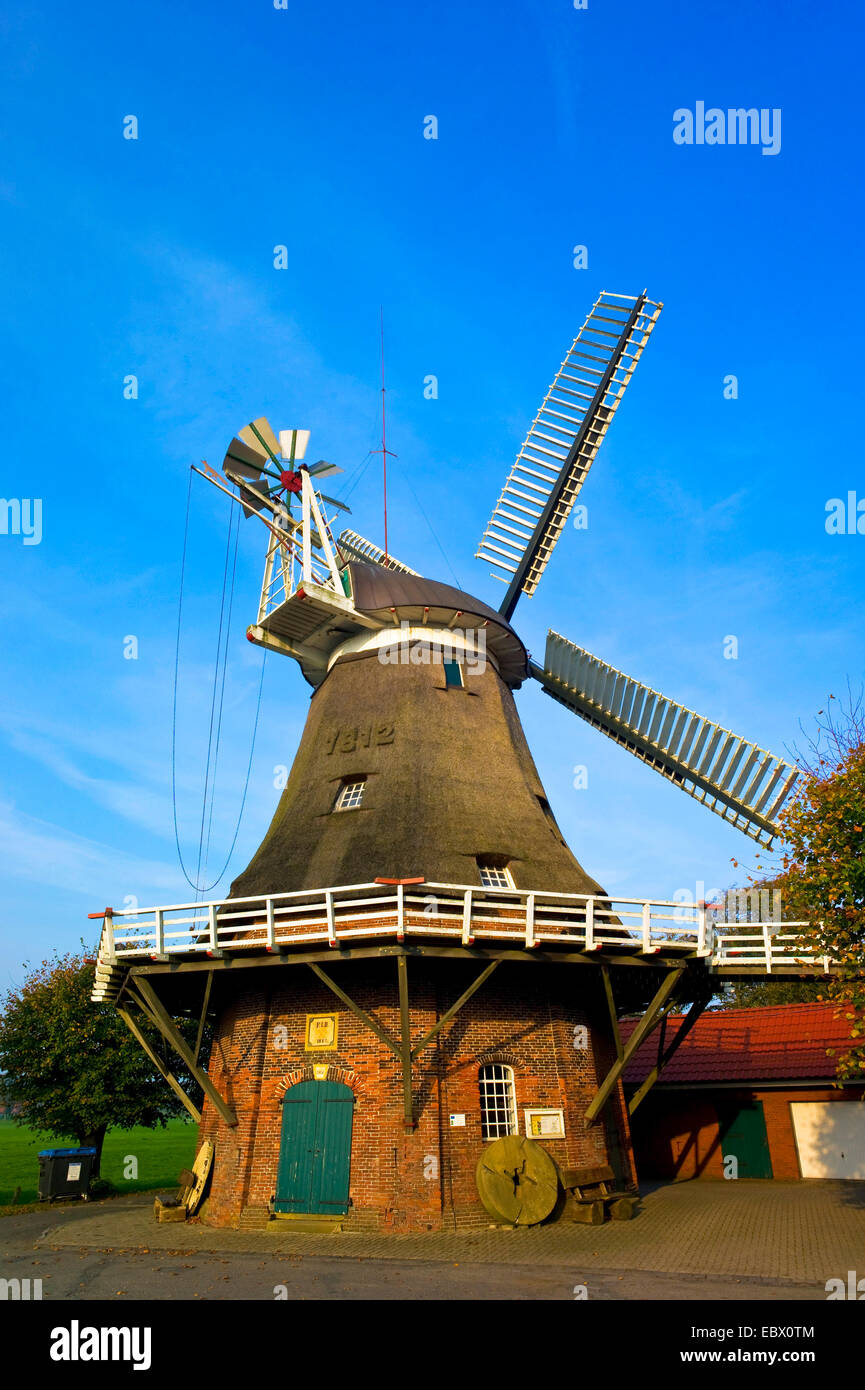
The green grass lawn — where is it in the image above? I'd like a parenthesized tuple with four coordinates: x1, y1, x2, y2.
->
(0, 1117, 198, 1205)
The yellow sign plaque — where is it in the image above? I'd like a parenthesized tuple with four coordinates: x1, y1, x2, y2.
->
(312, 1064, 329, 1081)
(305, 1013, 338, 1052)
(525, 1108, 565, 1138)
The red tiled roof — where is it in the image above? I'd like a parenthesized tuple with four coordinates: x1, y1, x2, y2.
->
(621, 1002, 856, 1086)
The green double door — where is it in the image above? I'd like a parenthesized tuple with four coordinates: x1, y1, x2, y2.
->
(274, 1081, 354, 1215)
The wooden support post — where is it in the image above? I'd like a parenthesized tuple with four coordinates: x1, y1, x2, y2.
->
(133, 976, 237, 1127)
(153, 908, 167, 960)
(397, 954, 414, 1128)
(265, 896, 276, 950)
(207, 903, 223, 957)
(697, 901, 711, 956)
(325, 889, 336, 947)
(641, 901, 655, 954)
(117, 1006, 202, 1124)
(103, 908, 116, 963)
(461, 888, 474, 945)
(194, 970, 213, 1067)
(124, 979, 165, 1034)
(307, 963, 401, 1057)
(525, 893, 536, 948)
(411, 961, 500, 1060)
(585, 968, 684, 1123)
(628, 989, 712, 1115)
(585, 897, 594, 951)
(600, 965, 623, 1062)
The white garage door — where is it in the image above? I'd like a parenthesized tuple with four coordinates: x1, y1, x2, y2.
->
(790, 1102, 865, 1179)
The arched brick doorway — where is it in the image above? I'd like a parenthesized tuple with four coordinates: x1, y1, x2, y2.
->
(274, 1078, 354, 1215)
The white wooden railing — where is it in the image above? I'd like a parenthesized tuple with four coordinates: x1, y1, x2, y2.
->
(88, 881, 830, 1001)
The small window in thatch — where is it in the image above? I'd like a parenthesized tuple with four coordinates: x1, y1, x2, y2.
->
(443, 659, 464, 688)
(334, 779, 366, 811)
(478, 860, 514, 890)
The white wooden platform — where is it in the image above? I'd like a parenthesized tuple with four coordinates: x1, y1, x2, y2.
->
(88, 881, 829, 1002)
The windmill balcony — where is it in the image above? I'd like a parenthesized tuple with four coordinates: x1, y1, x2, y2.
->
(87, 881, 829, 1001)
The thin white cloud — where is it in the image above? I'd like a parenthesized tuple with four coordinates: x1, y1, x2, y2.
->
(0, 797, 183, 908)
(3, 728, 172, 839)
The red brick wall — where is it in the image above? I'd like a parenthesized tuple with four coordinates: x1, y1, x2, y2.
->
(197, 959, 635, 1229)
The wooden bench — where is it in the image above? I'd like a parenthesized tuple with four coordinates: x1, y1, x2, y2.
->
(560, 1165, 637, 1224)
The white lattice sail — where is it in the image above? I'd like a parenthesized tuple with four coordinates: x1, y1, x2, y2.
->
(477, 291, 662, 617)
(533, 631, 799, 847)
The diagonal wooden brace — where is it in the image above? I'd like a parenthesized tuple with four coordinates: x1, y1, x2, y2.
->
(117, 1005, 203, 1124)
(411, 961, 500, 1060)
(627, 985, 713, 1116)
(600, 964, 623, 1061)
(194, 969, 214, 1067)
(132, 976, 237, 1127)
(307, 963, 402, 1058)
(585, 968, 685, 1123)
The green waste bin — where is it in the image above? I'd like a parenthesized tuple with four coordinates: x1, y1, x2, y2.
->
(37, 1147, 98, 1201)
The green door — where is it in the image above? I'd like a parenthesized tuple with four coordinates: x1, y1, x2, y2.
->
(717, 1100, 774, 1179)
(274, 1080, 354, 1214)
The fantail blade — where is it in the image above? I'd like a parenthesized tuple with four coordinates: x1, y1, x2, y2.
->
(318, 491, 351, 514)
(223, 437, 264, 481)
(278, 428, 310, 462)
(307, 459, 343, 478)
(239, 417, 281, 463)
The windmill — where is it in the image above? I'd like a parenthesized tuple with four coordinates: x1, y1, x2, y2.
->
(225, 291, 797, 856)
(94, 290, 812, 1234)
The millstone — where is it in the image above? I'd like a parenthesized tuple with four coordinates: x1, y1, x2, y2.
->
(475, 1135, 559, 1226)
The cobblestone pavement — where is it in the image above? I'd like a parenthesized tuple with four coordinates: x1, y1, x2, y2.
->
(1, 1179, 862, 1294)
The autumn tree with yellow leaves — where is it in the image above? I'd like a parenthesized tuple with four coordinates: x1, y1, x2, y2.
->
(735, 690, 865, 1078)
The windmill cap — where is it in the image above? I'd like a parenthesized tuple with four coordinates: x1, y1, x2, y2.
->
(347, 562, 529, 686)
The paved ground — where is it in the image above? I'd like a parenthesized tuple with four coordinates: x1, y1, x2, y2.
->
(1, 1180, 861, 1300)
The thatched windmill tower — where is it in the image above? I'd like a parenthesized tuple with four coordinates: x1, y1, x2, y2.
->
(92, 292, 804, 1230)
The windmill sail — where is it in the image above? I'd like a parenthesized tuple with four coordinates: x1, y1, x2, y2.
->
(477, 291, 662, 620)
(239, 416, 281, 465)
(337, 528, 419, 575)
(532, 631, 798, 848)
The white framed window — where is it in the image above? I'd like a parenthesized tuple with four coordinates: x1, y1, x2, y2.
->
(334, 779, 366, 811)
(478, 862, 514, 890)
(479, 1063, 518, 1140)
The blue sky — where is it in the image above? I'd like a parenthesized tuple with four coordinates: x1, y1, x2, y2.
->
(1, 0, 863, 986)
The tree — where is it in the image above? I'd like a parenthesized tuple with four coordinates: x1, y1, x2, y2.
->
(717, 978, 824, 1009)
(0, 951, 205, 1174)
(731, 688, 865, 1078)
